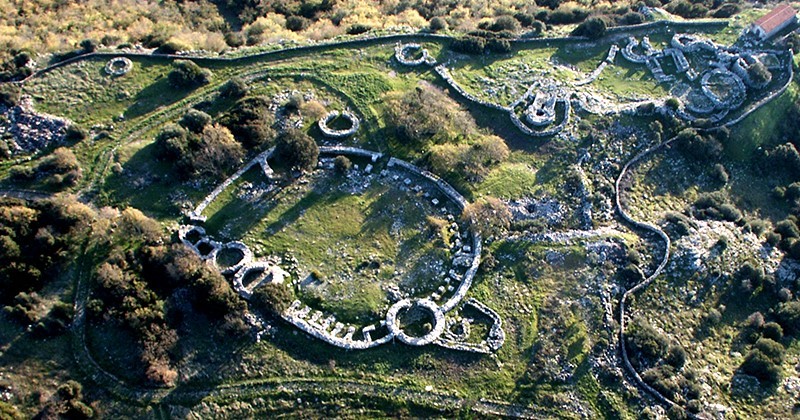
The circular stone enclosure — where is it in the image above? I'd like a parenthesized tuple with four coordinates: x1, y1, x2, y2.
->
(105, 57, 133, 76)
(386, 299, 445, 346)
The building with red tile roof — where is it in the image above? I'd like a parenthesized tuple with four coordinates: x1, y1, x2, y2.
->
(747, 3, 797, 40)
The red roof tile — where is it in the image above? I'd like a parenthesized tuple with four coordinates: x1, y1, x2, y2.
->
(754, 3, 797, 34)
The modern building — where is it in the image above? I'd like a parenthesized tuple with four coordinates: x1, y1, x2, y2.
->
(747, 3, 798, 40)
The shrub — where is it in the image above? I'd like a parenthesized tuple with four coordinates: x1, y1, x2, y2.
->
(179, 109, 212, 133)
(461, 197, 511, 237)
(220, 96, 276, 149)
(571, 16, 607, 39)
(251, 282, 294, 316)
(275, 128, 319, 172)
(740, 349, 781, 385)
(333, 155, 352, 175)
(168, 60, 212, 89)
(619, 11, 645, 25)
(490, 15, 521, 32)
(429, 17, 448, 32)
(450, 37, 486, 54)
(713, 163, 729, 184)
(754, 338, 785, 364)
(155, 39, 191, 54)
(386, 82, 478, 145)
(548, 6, 589, 24)
(626, 318, 668, 366)
(665, 344, 687, 369)
(776, 301, 800, 335)
(219, 78, 248, 99)
(64, 125, 87, 143)
(79, 39, 97, 53)
(286, 16, 310, 32)
(224, 32, 245, 47)
(666, 0, 708, 18)
(713, 4, 741, 18)
(346, 24, 372, 35)
(762, 322, 784, 341)
(747, 61, 772, 86)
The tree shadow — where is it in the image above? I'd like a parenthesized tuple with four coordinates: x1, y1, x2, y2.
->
(124, 77, 194, 120)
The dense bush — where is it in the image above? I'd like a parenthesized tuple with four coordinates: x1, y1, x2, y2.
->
(712, 4, 741, 18)
(333, 155, 352, 175)
(275, 128, 319, 172)
(428, 135, 510, 183)
(385, 82, 477, 145)
(666, 0, 708, 18)
(626, 318, 668, 367)
(429, 16, 448, 32)
(10, 147, 82, 188)
(154, 119, 244, 179)
(692, 192, 742, 223)
(220, 96, 276, 149)
(571, 17, 607, 38)
(776, 301, 800, 335)
(219, 78, 249, 99)
(168, 60, 212, 89)
(674, 128, 722, 162)
(461, 197, 512, 237)
(450, 36, 486, 54)
(740, 349, 781, 385)
(251, 282, 294, 316)
(179, 109, 212, 133)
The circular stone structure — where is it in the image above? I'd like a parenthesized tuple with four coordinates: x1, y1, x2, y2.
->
(318, 110, 360, 138)
(394, 43, 435, 66)
(700, 68, 746, 109)
(178, 147, 490, 352)
(386, 299, 446, 346)
(105, 57, 133, 76)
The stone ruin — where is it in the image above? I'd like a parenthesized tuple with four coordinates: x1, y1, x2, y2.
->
(317, 110, 360, 138)
(0, 96, 69, 156)
(178, 146, 505, 354)
(104, 57, 133, 76)
(619, 33, 789, 123)
(394, 42, 437, 66)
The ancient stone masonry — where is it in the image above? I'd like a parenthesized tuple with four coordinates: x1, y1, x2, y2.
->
(619, 32, 792, 123)
(575, 44, 618, 86)
(317, 110, 360, 138)
(188, 147, 275, 222)
(0, 97, 69, 155)
(394, 42, 437, 66)
(178, 146, 503, 354)
(104, 57, 133, 76)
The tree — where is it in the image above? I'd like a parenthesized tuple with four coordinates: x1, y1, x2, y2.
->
(168, 60, 212, 89)
(275, 129, 319, 172)
(571, 17, 607, 39)
(461, 197, 512, 237)
(191, 124, 245, 178)
(220, 96, 276, 149)
(251, 282, 294, 316)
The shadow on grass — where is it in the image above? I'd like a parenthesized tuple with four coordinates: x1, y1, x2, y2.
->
(124, 77, 194, 120)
